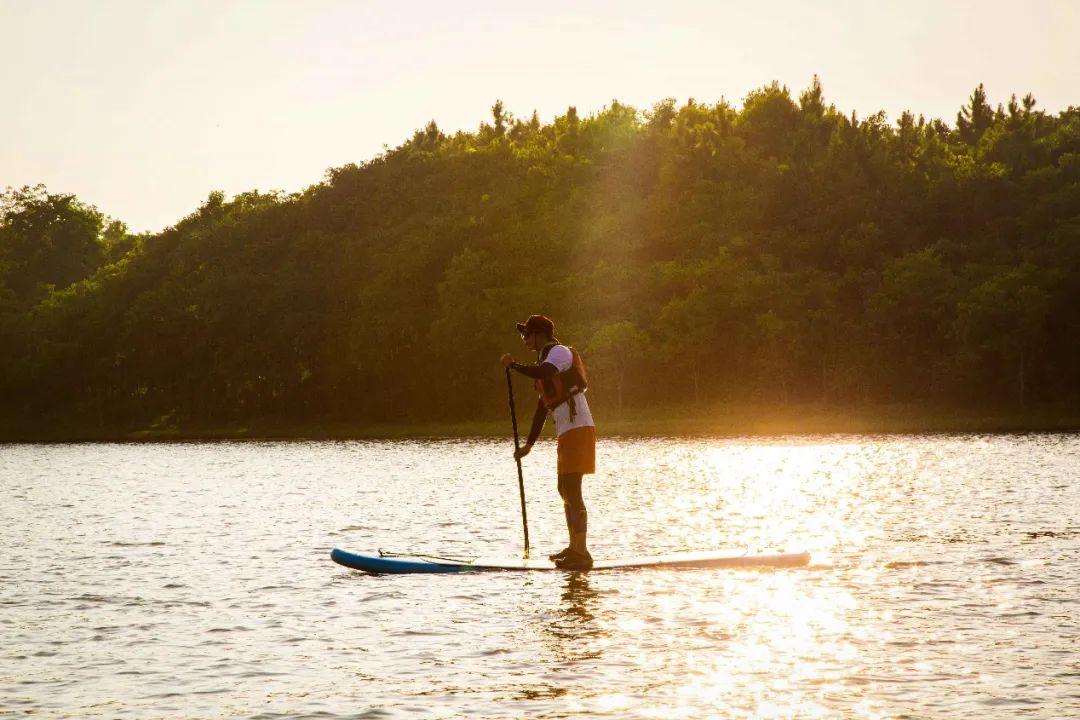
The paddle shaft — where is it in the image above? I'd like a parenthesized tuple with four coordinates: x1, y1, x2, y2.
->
(505, 367, 531, 557)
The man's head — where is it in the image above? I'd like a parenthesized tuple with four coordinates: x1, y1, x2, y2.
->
(516, 315, 555, 352)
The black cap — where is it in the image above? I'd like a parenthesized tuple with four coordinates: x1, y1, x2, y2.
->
(515, 315, 555, 336)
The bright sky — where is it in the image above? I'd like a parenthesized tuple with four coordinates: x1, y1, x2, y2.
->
(2, 0, 1078, 232)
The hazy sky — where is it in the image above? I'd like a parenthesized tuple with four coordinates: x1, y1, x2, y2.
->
(3, 0, 1078, 232)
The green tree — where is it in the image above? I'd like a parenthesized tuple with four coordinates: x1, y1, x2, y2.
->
(868, 248, 959, 400)
(587, 320, 648, 413)
(654, 289, 715, 405)
(0, 185, 106, 304)
(955, 265, 1051, 407)
(956, 83, 995, 145)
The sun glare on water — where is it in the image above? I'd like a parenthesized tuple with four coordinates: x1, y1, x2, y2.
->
(659, 440, 880, 564)
(593, 438, 897, 716)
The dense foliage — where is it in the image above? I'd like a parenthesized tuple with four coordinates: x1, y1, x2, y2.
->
(3, 80, 1079, 434)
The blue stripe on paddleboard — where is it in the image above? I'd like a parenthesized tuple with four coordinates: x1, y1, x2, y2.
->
(330, 548, 465, 573)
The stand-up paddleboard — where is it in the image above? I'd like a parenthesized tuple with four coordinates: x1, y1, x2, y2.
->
(330, 547, 810, 574)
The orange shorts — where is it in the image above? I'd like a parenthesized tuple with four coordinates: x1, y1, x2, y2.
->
(557, 426, 596, 475)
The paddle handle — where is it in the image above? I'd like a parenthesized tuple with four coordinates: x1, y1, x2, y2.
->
(505, 367, 530, 557)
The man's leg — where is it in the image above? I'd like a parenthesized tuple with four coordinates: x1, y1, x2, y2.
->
(549, 475, 574, 560)
(557, 472, 588, 553)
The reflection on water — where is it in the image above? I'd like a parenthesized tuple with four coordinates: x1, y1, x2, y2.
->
(558, 572, 600, 632)
(521, 573, 605, 701)
(2, 435, 1079, 718)
(548, 573, 603, 659)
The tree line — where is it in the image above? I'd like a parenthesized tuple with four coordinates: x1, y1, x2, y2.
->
(2, 79, 1079, 436)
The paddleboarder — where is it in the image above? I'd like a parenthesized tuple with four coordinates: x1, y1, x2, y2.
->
(501, 315, 596, 570)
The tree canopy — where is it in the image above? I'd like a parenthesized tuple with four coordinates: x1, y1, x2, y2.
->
(3, 79, 1079, 436)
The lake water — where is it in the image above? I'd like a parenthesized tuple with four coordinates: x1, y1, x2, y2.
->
(2, 435, 1079, 718)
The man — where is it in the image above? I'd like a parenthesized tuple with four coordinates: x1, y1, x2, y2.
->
(501, 315, 596, 570)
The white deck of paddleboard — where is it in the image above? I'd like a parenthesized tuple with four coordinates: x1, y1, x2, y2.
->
(377, 549, 810, 570)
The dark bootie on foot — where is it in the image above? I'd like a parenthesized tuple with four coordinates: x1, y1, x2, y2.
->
(554, 548, 593, 570)
(548, 547, 572, 561)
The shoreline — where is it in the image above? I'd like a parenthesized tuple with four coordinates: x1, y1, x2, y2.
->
(4, 403, 1080, 443)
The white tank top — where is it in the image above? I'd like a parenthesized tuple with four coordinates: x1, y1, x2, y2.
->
(542, 344, 595, 437)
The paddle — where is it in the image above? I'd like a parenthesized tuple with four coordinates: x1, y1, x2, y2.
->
(505, 367, 531, 558)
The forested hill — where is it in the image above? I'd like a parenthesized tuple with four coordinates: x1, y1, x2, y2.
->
(2, 79, 1080, 437)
